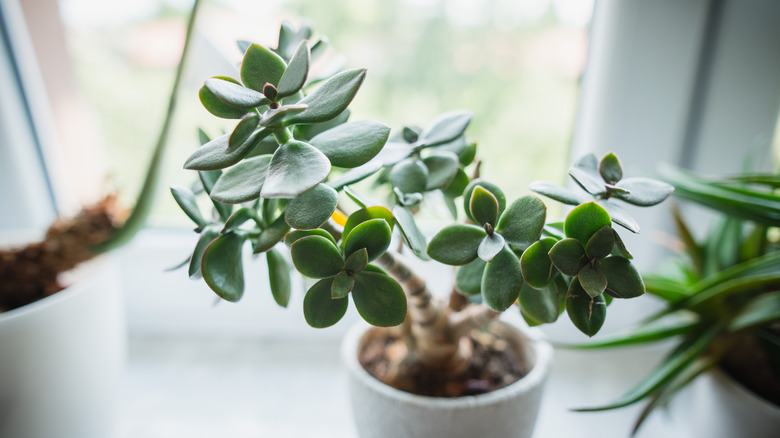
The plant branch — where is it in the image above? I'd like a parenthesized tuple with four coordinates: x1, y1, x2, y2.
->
(449, 304, 501, 340)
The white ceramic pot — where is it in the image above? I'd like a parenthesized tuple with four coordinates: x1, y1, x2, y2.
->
(673, 368, 780, 438)
(342, 320, 553, 438)
(0, 258, 126, 438)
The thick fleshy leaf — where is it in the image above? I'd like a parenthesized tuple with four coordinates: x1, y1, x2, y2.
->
(614, 177, 674, 207)
(611, 228, 633, 259)
(390, 158, 428, 194)
(171, 185, 206, 227)
(392, 206, 428, 259)
(548, 238, 587, 277)
(309, 120, 390, 168)
(418, 110, 472, 147)
(258, 104, 308, 128)
(331, 271, 355, 299)
(294, 109, 350, 141)
(284, 183, 338, 229)
(470, 186, 499, 227)
(229, 113, 260, 152)
(222, 207, 256, 233)
(374, 141, 413, 166)
(188, 225, 220, 280)
(477, 233, 505, 263)
(199, 81, 248, 119)
(261, 140, 331, 198)
(201, 232, 246, 302)
(481, 247, 523, 311)
(351, 272, 407, 327)
(602, 256, 645, 298)
(342, 206, 394, 244)
(327, 159, 383, 191)
(423, 152, 459, 190)
(291, 235, 344, 278)
(205, 77, 267, 109)
(427, 224, 486, 265)
(569, 166, 606, 196)
(241, 43, 287, 91)
(520, 237, 558, 289)
(529, 180, 590, 205)
(519, 281, 561, 325)
(463, 180, 506, 223)
(496, 195, 547, 247)
(456, 258, 487, 295)
(599, 153, 623, 184)
(284, 230, 336, 248)
(210, 155, 272, 204)
(253, 214, 291, 254)
(566, 278, 607, 337)
(277, 41, 309, 98)
(184, 130, 270, 171)
(585, 225, 615, 259)
(599, 199, 640, 234)
(344, 218, 392, 262)
(287, 69, 367, 125)
(267, 248, 291, 307)
(304, 278, 349, 328)
(578, 264, 607, 297)
(345, 248, 368, 274)
(565, 202, 612, 246)
(442, 168, 470, 198)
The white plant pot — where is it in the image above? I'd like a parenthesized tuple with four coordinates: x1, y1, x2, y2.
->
(0, 258, 126, 438)
(341, 320, 553, 438)
(673, 368, 780, 438)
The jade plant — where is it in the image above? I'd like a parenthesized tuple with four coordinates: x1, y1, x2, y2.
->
(565, 165, 780, 434)
(172, 22, 673, 394)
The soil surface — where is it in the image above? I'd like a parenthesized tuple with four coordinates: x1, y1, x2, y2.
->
(0, 196, 120, 312)
(359, 328, 531, 398)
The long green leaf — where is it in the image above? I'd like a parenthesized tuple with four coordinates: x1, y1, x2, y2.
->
(556, 320, 699, 349)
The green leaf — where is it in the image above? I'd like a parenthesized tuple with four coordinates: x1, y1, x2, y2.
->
(331, 271, 355, 299)
(611, 228, 633, 259)
(258, 104, 308, 128)
(199, 82, 248, 119)
(343, 206, 394, 244)
(393, 205, 429, 259)
(287, 69, 367, 125)
(496, 195, 547, 247)
(557, 320, 700, 349)
(352, 272, 407, 327)
(201, 232, 246, 302)
(375, 141, 414, 166)
(310, 120, 390, 168)
(210, 155, 272, 204)
(188, 225, 220, 280)
(345, 248, 369, 274)
(222, 207, 256, 233)
(171, 184, 207, 227)
(529, 180, 590, 205)
(284, 183, 338, 230)
(427, 224, 486, 265)
(253, 214, 291, 254)
(261, 140, 331, 198)
(730, 291, 780, 331)
(456, 258, 486, 295)
(463, 180, 506, 223)
(565, 202, 612, 246)
(520, 238, 558, 289)
(344, 218, 392, 262)
(284, 228, 337, 247)
(548, 238, 587, 277)
(276, 41, 309, 98)
(599, 199, 640, 234)
(578, 264, 607, 297)
(477, 233, 505, 262)
(390, 158, 429, 193)
(469, 186, 499, 227)
(569, 166, 606, 196)
(267, 248, 291, 307)
(614, 177, 674, 206)
(418, 110, 472, 147)
(602, 257, 645, 298)
(294, 108, 351, 141)
(304, 278, 349, 328)
(585, 225, 615, 259)
(566, 278, 607, 336)
(442, 168, 470, 198)
(519, 280, 562, 325)
(184, 130, 270, 171)
(481, 247, 523, 311)
(423, 152, 459, 190)
(327, 159, 383, 191)
(241, 43, 287, 91)
(599, 153, 623, 183)
(291, 235, 344, 278)
(204, 77, 267, 109)
(229, 113, 260, 152)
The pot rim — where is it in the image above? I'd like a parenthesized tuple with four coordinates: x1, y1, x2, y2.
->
(341, 319, 553, 408)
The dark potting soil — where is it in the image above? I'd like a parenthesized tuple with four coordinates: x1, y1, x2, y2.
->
(359, 329, 531, 398)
